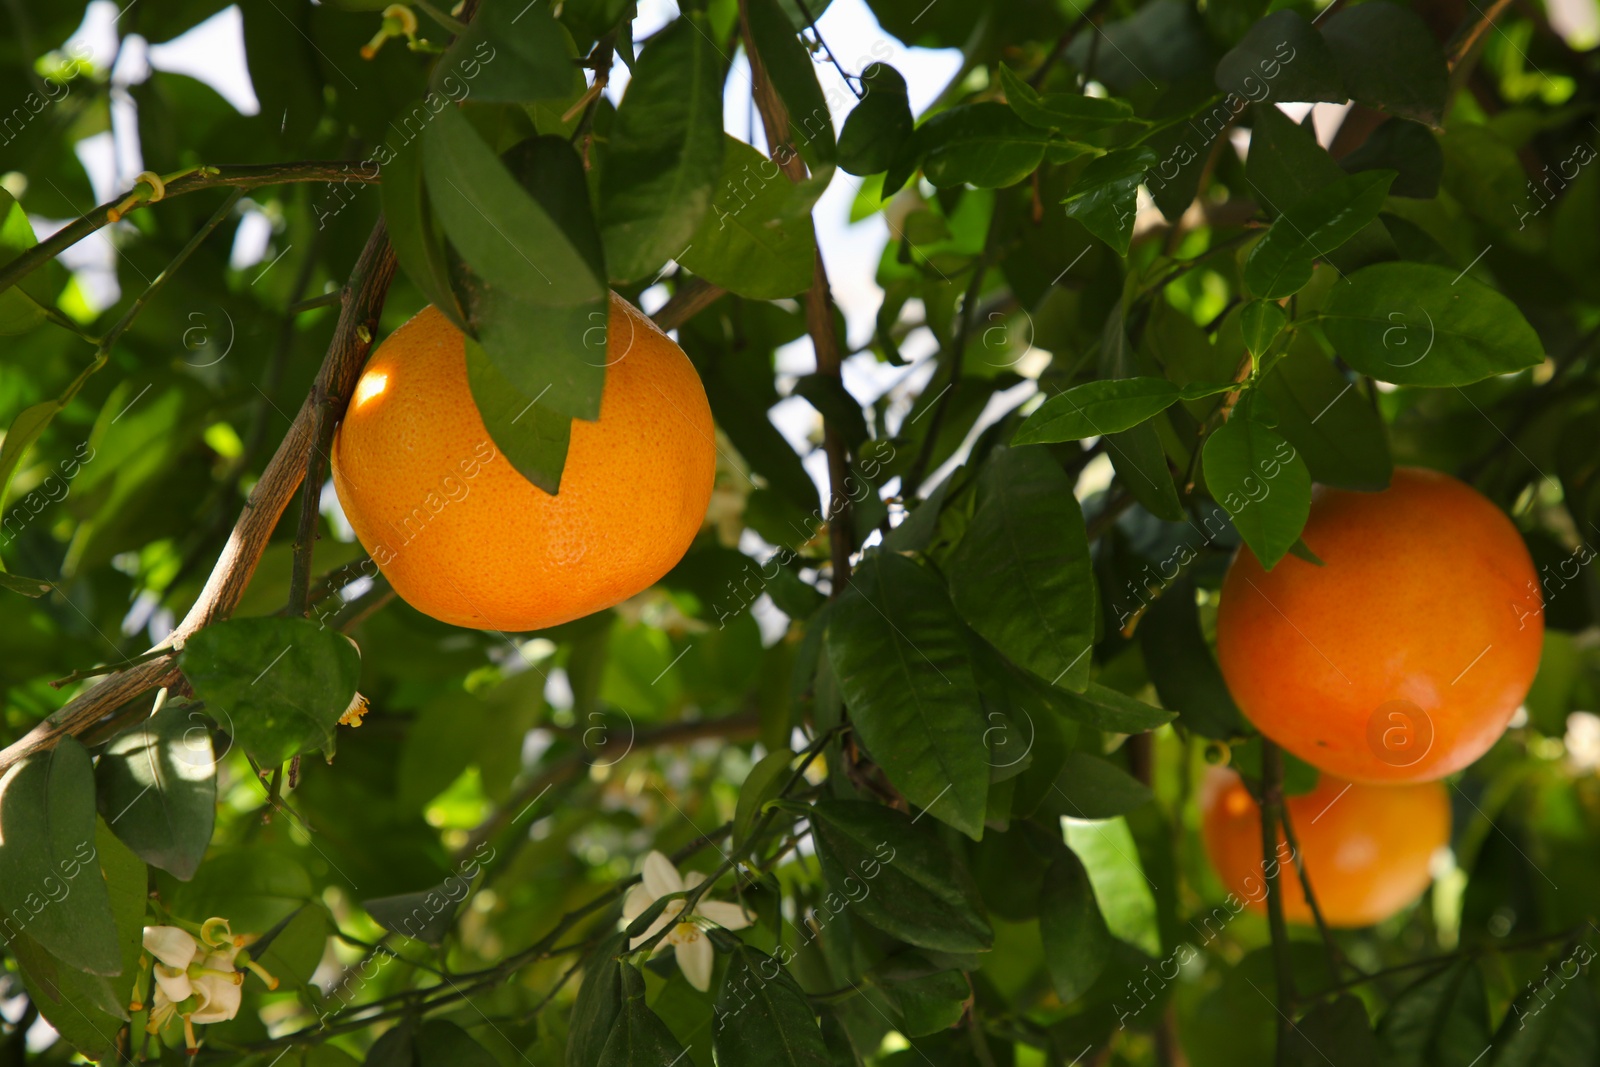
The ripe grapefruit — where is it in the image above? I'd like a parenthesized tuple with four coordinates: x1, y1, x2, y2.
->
(1215, 467, 1542, 783)
(331, 293, 715, 631)
(1200, 767, 1449, 927)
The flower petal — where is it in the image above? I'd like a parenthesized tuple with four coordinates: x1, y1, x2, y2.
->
(642, 851, 683, 899)
(675, 930, 714, 993)
(621, 883, 653, 923)
(143, 926, 198, 970)
(152, 965, 193, 1005)
(683, 871, 707, 891)
(696, 901, 753, 931)
(191, 973, 243, 1024)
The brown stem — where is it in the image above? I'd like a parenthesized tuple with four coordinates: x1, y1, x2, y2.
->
(652, 276, 726, 331)
(740, 1, 854, 589)
(1448, 0, 1515, 69)
(0, 222, 396, 775)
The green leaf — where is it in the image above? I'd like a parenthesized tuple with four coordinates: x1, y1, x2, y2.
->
(365, 1024, 417, 1067)
(0, 738, 122, 974)
(0, 399, 65, 515)
(1035, 751, 1154, 819)
(1061, 681, 1176, 732)
(1137, 576, 1249, 740)
(838, 63, 914, 176)
(1320, 2, 1449, 124)
(1201, 412, 1311, 570)
(0, 571, 52, 597)
(363, 879, 470, 946)
(381, 135, 466, 329)
(1062, 816, 1160, 956)
(165, 846, 312, 931)
(1285, 994, 1378, 1067)
(825, 553, 988, 838)
(95, 695, 216, 880)
(599, 13, 726, 282)
(425, 112, 608, 421)
(1063, 147, 1158, 255)
(1340, 118, 1442, 199)
(1489, 955, 1598, 1067)
(0, 191, 45, 336)
(1099, 306, 1185, 521)
(1244, 170, 1395, 299)
(598, 964, 688, 1067)
(997, 64, 1138, 135)
(881, 966, 968, 1037)
(946, 446, 1095, 689)
(1377, 963, 1490, 1067)
(1014, 377, 1182, 445)
(568, 933, 628, 1067)
(416, 1020, 501, 1067)
(1320, 262, 1545, 386)
(1240, 300, 1287, 357)
(680, 136, 817, 300)
(713, 945, 830, 1067)
(734, 748, 795, 850)
(791, 373, 869, 450)
(436, 0, 576, 104)
(799, 799, 992, 953)
(465, 337, 573, 496)
(179, 617, 362, 765)
(254, 903, 333, 988)
(919, 103, 1056, 189)
(1259, 338, 1392, 491)
(1214, 11, 1343, 106)
(1038, 844, 1111, 1002)
(17, 822, 147, 1061)
(1245, 102, 1347, 217)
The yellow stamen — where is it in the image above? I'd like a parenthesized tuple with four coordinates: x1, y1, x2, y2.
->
(340, 692, 369, 727)
(245, 958, 280, 991)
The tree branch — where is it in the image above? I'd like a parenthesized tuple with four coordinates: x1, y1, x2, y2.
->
(740, 0, 855, 588)
(0, 162, 381, 298)
(0, 221, 396, 774)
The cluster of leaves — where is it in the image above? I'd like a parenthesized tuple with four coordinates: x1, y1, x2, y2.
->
(2, 0, 1600, 1064)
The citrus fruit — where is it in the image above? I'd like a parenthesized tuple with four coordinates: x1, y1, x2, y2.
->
(1199, 767, 1449, 927)
(1215, 466, 1542, 783)
(330, 293, 715, 631)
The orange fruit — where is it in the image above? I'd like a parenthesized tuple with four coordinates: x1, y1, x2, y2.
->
(331, 293, 715, 631)
(1199, 767, 1449, 927)
(1215, 467, 1542, 783)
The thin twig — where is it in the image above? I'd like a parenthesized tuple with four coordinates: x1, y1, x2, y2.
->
(1277, 795, 1352, 983)
(1259, 740, 1296, 1064)
(1448, 0, 1515, 69)
(902, 215, 1000, 500)
(0, 162, 379, 298)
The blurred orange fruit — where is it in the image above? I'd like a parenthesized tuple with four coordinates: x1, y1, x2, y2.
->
(331, 293, 715, 631)
(1200, 767, 1449, 927)
(1216, 467, 1542, 783)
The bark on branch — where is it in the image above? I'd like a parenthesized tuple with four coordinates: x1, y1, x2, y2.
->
(0, 221, 397, 775)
